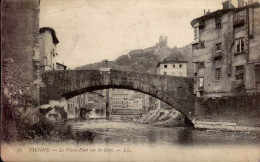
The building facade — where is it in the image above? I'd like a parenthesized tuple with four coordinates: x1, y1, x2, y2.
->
(38, 27, 59, 72)
(190, 0, 260, 127)
(111, 89, 129, 109)
(2, 0, 40, 103)
(66, 90, 106, 118)
(110, 89, 149, 110)
(128, 94, 143, 110)
(157, 59, 187, 77)
(191, 0, 260, 98)
(156, 59, 188, 109)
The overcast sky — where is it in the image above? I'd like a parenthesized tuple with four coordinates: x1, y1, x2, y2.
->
(40, 0, 233, 69)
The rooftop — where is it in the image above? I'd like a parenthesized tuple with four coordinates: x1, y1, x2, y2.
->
(190, 2, 260, 27)
(56, 62, 67, 68)
(39, 27, 59, 44)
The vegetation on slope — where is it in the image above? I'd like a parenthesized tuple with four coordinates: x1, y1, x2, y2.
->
(76, 44, 193, 76)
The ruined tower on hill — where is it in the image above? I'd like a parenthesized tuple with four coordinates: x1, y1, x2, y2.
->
(156, 35, 168, 48)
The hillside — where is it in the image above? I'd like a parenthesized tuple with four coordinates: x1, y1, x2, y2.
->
(76, 39, 193, 77)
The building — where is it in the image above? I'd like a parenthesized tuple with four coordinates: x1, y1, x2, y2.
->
(156, 59, 188, 109)
(128, 94, 143, 110)
(191, 0, 260, 98)
(2, 0, 40, 104)
(111, 89, 129, 109)
(110, 89, 149, 110)
(45, 106, 67, 121)
(66, 90, 106, 118)
(157, 59, 188, 77)
(56, 62, 67, 70)
(190, 0, 260, 127)
(38, 27, 59, 71)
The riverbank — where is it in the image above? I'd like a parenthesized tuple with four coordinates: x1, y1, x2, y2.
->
(133, 108, 191, 127)
(194, 121, 260, 132)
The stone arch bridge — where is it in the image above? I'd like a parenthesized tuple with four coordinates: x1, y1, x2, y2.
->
(40, 70, 195, 119)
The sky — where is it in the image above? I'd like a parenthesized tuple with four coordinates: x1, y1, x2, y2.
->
(40, 0, 234, 69)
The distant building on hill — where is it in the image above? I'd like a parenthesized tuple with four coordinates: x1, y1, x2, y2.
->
(157, 59, 188, 77)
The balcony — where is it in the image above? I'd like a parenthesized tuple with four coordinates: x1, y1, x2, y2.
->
(233, 19, 245, 28)
(232, 80, 244, 89)
(213, 51, 222, 59)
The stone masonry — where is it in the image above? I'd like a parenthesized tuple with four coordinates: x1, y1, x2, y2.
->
(40, 70, 195, 119)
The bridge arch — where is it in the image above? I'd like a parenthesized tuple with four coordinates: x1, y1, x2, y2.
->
(40, 70, 195, 119)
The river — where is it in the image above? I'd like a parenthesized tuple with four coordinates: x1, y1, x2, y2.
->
(66, 117, 260, 146)
(3, 117, 260, 161)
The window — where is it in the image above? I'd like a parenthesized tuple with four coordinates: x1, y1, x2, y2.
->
(179, 64, 182, 68)
(194, 28, 198, 40)
(51, 49, 55, 57)
(164, 72, 167, 75)
(199, 41, 205, 48)
(235, 65, 244, 80)
(215, 17, 222, 29)
(199, 21, 205, 29)
(199, 77, 204, 88)
(198, 62, 205, 69)
(193, 44, 199, 50)
(164, 65, 167, 68)
(43, 57, 47, 65)
(236, 38, 245, 53)
(215, 68, 221, 81)
(216, 43, 221, 52)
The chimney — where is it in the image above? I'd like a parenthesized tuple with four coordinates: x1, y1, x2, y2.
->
(248, 0, 253, 5)
(206, 9, 210, 15)
(204, 9, 206, 15)
(222, 0, 232, 9)
(229, 0, 232, 8)
(238, 0, 244, 7)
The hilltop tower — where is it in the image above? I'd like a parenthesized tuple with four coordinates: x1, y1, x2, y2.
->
(156, 35, 168, 48)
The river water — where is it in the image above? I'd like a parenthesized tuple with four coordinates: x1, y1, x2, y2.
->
(4, 117, 260, 161)
(66, 117, 260, 146)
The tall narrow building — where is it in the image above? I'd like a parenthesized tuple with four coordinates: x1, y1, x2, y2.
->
(191, 0, 260, 128)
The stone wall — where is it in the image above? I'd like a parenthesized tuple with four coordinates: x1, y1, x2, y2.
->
(40, 70, 195, 119)
(195, 95, 260, 127)
(1, 0, 40, 101)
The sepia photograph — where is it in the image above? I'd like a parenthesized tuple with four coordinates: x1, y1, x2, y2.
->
(1, 0, 260, 161)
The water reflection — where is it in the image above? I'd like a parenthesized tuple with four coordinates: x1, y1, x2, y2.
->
(177, 128, 193, 145)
